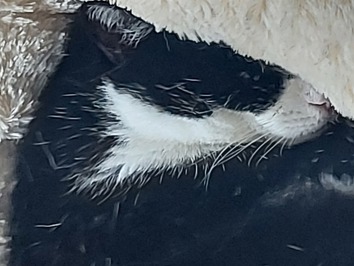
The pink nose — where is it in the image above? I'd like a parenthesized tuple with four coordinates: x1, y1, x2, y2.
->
(304, 88, 332, 110)
(308, 98, 332, 109)
(309, 100, 336, 116)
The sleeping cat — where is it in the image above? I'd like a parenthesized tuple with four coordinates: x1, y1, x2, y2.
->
(63, 4, 335, 195)
(11, 5, 354, 266)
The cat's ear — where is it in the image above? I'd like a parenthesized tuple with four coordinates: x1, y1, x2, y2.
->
(80, 2, 153, 64)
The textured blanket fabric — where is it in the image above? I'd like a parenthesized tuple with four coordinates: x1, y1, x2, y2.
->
(0, 0, 78, 141)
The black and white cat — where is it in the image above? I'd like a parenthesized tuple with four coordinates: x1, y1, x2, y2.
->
(11, 3, 354, 266)
(30, 4, 336, 196)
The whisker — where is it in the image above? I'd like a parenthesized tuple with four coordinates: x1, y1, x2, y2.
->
(234, 132, 270, 155)
(206, 136, 253, 174)
(279, 137, 289, 156)
(203, 132, 271, 185)
(288, 136, 297, 147)
(255, 137, 284, 166)
(203, 142, 236, 185)
(247, 137, 274, 167)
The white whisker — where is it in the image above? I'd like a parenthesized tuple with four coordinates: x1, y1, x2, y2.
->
(255, 137, 284, 166)
(248, 137, 273, 167)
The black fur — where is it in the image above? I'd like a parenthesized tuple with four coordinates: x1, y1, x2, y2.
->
(105, 23, 288, 117)
(11, 4, 354, 266)
(85, 2, 290, 118)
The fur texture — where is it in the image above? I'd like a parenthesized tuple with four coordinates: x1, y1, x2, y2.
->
(11, 11, 354, 265)
(0, 0, 76, 141)
(58, 7, 335, 195)
(1, 1, 353, 140)
(1, 1, 352, 265)
(105, 0, 354, 119)
(72, 77, 334, 194)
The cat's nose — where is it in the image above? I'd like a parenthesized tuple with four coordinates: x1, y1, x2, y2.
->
(311, 101, 337, 117)
(304, 88, 327, 105)
(304, 87, 333, 111)
(309, 99, 332, 110)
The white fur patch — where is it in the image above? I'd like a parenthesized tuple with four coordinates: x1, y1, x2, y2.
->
(73, 77, 334, 191)
(81, 80, 259, 187)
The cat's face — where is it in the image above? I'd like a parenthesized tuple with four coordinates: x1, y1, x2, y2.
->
(56, 3, 338, 193)
(84, 3, 336, 147)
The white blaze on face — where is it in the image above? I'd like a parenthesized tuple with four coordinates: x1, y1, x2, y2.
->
(91, 80, 259, 184)
(76, 77, 335, 189)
